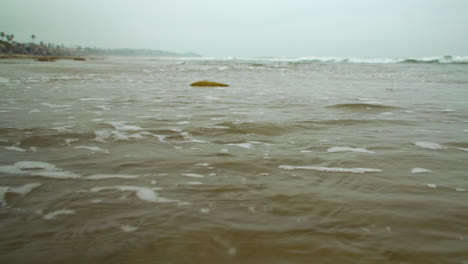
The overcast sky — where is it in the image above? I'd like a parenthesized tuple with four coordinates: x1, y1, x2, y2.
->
(1, 0, 467, 57)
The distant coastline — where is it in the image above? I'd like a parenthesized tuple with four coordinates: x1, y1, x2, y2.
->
(0, 34, 200, 60)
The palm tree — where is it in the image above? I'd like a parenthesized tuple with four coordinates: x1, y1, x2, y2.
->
(31, 34, 36, 43)
(6, 34, 14, 42)
(0, 32, 5, 40)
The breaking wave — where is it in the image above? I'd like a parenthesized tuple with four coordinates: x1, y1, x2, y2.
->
(173, 55, 468, 64)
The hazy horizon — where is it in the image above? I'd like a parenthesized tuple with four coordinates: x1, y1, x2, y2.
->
(2, 0, 468, 58)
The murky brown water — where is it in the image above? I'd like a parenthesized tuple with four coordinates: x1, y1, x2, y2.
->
(1, 57, 468, 263)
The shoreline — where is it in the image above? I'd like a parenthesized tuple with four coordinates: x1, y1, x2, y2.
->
(0, 54, 98, 61)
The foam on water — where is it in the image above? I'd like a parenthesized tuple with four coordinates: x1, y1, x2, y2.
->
(0, 183, 41, 206)
(41, 103, 71, 108)
(182, 173, 205, 178)
(94, 105, 111, 111)
(279, 165, 382, 173)
(178, 131, 206, 143)
(4, 146, 27, 152)
(112, 131, 131, 141)
(200, 208, 211, 214)
(457, 148, 468, 152)
(107, 122, 142, 131)
(414, 142, 448, 150)
(0, 161, 81, 179)
(176, 121, 190, 125)
(204, 95, 220, 100)
(43, 209, 76, 220)
(85, 174, 140, 180)
(65, 139, 79, 146)
(90, 186, 178, 203)
(138, 132, 168, 143)
(186, 181, 203, 185)
(412, 168, 432, 174)
(75, 146, 110, 154)
(94, 130, 111, 143)
(227, 143, 254, 149)
(80, 98, 111, 101)
(327, 147, 375, 154)
(426, 184, 438, 188)
(121, 225, 138, 232)
(32, 171, 81, 179)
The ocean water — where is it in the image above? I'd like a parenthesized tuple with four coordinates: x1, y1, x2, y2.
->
(0, 56, 467, 263)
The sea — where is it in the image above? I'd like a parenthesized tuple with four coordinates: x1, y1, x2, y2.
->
(0, 55, 467, 264)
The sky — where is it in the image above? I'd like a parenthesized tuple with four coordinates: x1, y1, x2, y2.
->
(1, 0, 467, 58)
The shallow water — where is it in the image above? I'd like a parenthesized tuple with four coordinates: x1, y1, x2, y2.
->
(0, 57, 467, 263)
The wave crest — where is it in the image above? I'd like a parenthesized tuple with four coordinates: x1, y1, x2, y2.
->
(173, 55, 468, 64)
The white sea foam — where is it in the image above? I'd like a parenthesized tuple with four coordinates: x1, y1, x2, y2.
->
(279, 165, 382, 173)
(112, 131, 131, 141)
(182, 173, 205, 178)
(0, 161, 80, 179)
(411, 168, 432, 174)
(204, 95, 220, 100)
(41, 103, 71, 108)
(426, 184, 437, 188)
(94, 130, 111, 143)
(4, 146, 27, 152)
(80, 98, 111, 101)
(75, 146, 110, 154)
(90, 186, 177, 203)
(227, 143, 254, 149)
(16, 161, 57, 170)
(86, 174, 139, 180)
(456, 188, 466, 192)
(186, 181, 203, 185)
(180, 131, 206, 143)
(32, 171, 81, 179)
(457, 148, 468, 152)
(327, 147, 375, 154)
(200, 208, 210, 214)
(107, 122, 142, 131)
(29, 109, 41, 113)
(93, 105, 111, 111)
(176, 121, 191, 125)
(414, 142, 448, 150)
(51, 126, 73, 132)
(128, 133, 145, 139)
(208, 125, 230, 129)
(0, 183, 41, 206)
(121, 225, 138, 232)
(43, 209, 76, 220)
(65, 138, 79, 146)
(416, 130, 444, 133)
